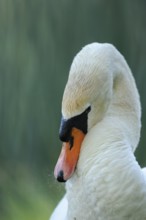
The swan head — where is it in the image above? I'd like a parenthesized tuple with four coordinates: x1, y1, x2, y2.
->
(62, 43, 113, 127)
(54, 43, 114, 182)
(54, 43, 141, 182)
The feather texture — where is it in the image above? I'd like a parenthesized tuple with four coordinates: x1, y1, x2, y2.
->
(50, 43, 146, 220)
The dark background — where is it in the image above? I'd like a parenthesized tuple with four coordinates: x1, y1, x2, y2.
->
(1, 0, 146, 219)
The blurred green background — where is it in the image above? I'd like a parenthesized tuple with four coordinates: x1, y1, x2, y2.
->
(1, 0, 146, 219)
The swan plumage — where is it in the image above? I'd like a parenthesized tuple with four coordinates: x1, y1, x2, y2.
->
(50, 43, 146, 220)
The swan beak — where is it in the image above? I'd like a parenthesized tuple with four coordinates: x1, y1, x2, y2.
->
(54, 127, 85, 182)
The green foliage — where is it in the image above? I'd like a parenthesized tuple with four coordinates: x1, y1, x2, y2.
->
(3, 183, 52, 220)
(1, 0, 146, 219)
(1, 167, 64, 220)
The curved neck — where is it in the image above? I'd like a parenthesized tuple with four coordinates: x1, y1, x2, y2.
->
(89, 46, 141, 151)
(110, 55, 141, 151)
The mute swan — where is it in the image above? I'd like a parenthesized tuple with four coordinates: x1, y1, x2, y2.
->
(50, 43, 146, 220)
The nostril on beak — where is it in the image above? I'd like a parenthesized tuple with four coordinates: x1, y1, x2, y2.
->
(57, 170, 66, 182)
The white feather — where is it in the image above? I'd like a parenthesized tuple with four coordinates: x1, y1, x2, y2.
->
(50, 43, 146, 220)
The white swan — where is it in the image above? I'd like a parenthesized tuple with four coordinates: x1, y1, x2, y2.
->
(50, 43, 146, 220)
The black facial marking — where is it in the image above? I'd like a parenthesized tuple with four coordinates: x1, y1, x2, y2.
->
(59, 106, 91, 142)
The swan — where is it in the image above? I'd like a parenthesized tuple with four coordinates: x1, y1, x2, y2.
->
(50, 43, 146, 220)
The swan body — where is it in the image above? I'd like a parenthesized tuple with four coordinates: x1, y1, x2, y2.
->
(50, 43, 146, 220)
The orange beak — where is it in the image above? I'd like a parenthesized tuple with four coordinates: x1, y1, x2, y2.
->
(54, 127, 85, 182)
